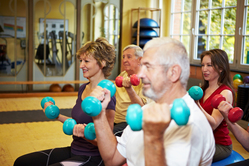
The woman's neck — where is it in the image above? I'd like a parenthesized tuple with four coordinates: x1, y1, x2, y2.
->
(207, 79, 220, 92)
(88, 72, 106, 89)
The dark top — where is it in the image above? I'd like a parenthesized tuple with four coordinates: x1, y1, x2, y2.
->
(71, 82, 116, 156)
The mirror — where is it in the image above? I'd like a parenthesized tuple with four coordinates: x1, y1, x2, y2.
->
(34, 0, 76, 76)
(0, 0, 27, 76)
(81, 0, 121, 80)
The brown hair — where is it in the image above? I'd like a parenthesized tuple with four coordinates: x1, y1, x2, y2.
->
(200, 49, 234, 94)
(76, 37, 116, 78)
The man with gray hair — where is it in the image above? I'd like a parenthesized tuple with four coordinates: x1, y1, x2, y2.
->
(74, 37, 215, 165)
(113, 45, 151, 136)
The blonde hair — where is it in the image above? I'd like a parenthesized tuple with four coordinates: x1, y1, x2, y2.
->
(76, 37, 116, 78)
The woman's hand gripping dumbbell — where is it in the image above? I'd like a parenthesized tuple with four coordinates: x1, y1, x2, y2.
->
(65, 79, 115, 139)
(81, 79, 116, 116)
(188, 86, 203, 101)
(115, 74, 140, 88)
(126, 98, 191, 131)
(63, 119, 96, 140)
(41, 97, 60, 119)
(211, 94, 243, 123)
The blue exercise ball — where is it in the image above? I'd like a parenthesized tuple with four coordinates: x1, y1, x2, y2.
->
(211, 150, 244, 166)
(133, 18, 159, 28)
(132, 38, 152, 46)
(132, 29, 159, 38)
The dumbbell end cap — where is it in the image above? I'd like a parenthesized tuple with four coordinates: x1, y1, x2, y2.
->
(63, 119, 77, 135)
(126, 104, 143, 131)
(228, 107, 243, 123)
(45, 105, 60, 119)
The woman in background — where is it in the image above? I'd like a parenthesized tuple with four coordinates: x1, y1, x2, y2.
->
(197, 49, 234, 162)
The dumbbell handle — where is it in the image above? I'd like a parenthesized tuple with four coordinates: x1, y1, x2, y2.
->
(126, 98, 190, 131)
(211, 94, 243, 123)
(115, 74, 140, 87)
(63, 119, 96, 140)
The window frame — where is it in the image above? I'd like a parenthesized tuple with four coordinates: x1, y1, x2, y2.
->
(170, 0, 249, 73)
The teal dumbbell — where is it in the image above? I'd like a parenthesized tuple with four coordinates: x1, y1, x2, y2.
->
(41, 97, 60, 119)
(63, 119, 96, 140)
(84, 123, 96, 140)
(188, 86, 203, 101)
(126, 98, 191, 131)
(81, 79, 116, 116)
(63, 118, 77, 135)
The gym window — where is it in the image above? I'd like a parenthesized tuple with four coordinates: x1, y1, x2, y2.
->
(170, 0, 249, 72)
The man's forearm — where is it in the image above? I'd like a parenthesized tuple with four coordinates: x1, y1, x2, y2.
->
(125, 87, 144, 106)
(93, 110, 119, 165)
(144, 135, 167, 166)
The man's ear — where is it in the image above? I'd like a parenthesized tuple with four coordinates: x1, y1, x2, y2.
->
(167, 64, 181, 82)
(137, 57, 142, 65)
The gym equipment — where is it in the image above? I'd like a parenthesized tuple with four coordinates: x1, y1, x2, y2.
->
(40, 97, 60, 119)
(49, 84, 62, 92)
(63, 118, 77, 135)
(133, 18, 160, 28)
(126, 98, 190, 131)
(84, 123, 96, 140)
(132, 29, 159, 38)
(237, 84, 249, 121)
(243, 76, 249, 84)
(62, 84, 74, 92)
(211, 94, 243, 123)
(63, 119, 96, 140)
(233, 79, 243, 89)
(81, 79, 116, 117)
(115, 74, 140, 87)
(188, 86, 203, 100)
(132, 38, 152, 46)
(233, 74, 243, 81)
(211, 150, 244, 166)
(41, 96, 55, 108)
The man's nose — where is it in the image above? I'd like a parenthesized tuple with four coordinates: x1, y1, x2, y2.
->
(137, 65, 145, 79)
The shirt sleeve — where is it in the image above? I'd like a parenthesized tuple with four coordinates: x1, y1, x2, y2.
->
(107, 95, 116, 111)
(116, 125, 131, 158)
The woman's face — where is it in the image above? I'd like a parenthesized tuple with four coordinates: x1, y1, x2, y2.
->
(201, 55, 220, 83)
(79, 53, 102, 79)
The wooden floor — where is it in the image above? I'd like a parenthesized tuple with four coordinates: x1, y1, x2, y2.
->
(0, 96, 249, 166)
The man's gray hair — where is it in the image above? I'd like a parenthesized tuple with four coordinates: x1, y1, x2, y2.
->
(143, 37, 190, 88)
(123, 45, 143, 58)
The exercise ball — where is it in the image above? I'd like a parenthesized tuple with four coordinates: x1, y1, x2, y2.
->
(49, 84, 62, 92)
(211, 150, 244, 166)
(62, 84, 74, 92)
(133, 18, 159, 28)
(233, 74, 243, 81)
(132, 29, 159, 38)
(233, 79, 243, 89)
(243, 76, 249, 84)
(132, 38, 152, 46)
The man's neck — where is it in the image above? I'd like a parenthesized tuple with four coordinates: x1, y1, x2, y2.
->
(156, 82, 187, 105)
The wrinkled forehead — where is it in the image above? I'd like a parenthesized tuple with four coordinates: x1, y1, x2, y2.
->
(142, 47, 160, 64)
